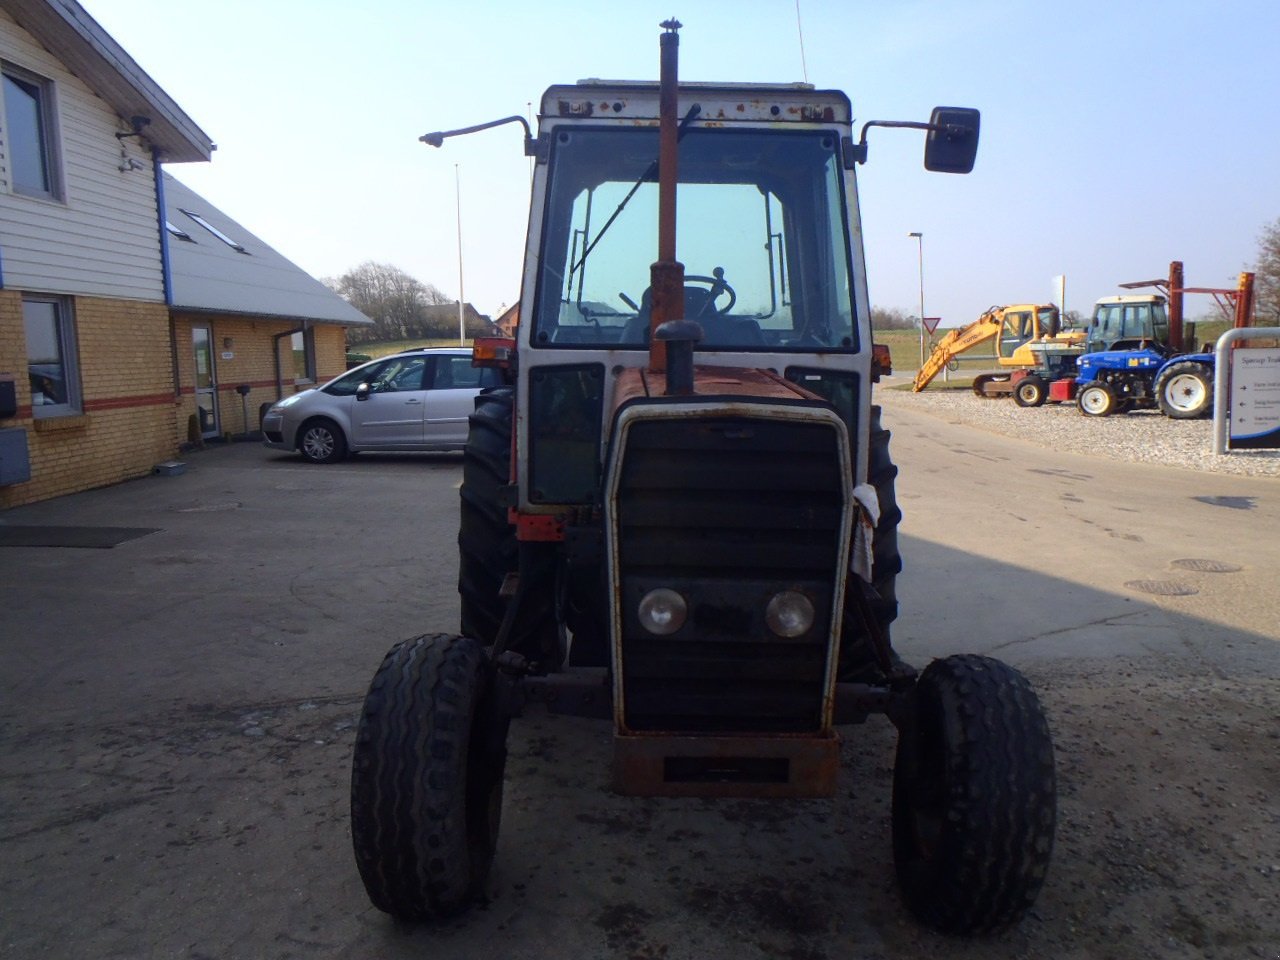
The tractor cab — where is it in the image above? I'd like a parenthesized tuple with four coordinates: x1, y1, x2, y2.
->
(1086, 295, 1170, 353)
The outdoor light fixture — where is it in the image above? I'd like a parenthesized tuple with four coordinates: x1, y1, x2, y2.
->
(115, 115, 151, 141)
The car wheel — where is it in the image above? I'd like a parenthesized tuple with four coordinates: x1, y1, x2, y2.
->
(298, 418, 347, 463)
(892, 655, 1056, 934)
(1076, 382, 1116, 417)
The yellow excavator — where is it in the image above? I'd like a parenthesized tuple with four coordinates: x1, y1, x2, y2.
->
(912, 303, 1085, 401)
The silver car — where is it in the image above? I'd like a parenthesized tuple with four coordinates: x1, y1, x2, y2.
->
(261, 348, 502, 463)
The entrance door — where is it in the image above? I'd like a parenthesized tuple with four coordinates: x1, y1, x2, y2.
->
(192, 325, 220, 438)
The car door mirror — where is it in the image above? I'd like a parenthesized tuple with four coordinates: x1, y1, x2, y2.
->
(356, 382, 370, 401)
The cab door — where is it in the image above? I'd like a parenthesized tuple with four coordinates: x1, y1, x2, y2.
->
(998, 310, 1032, 358)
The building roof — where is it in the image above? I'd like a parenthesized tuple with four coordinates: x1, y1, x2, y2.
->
(1, 0, 213, 162)
(162, 173, 371, 327)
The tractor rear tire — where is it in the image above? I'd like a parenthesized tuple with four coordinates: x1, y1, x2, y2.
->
(838, 405, 902, 679)
(1155, 361, 1212, 419)
(350, 634, 508, 920)
(458, 388, 557, 656)
(1013, 376, 1048, 408)
(892, 655, 1056, 934)
(1076, 381, 1117, 417)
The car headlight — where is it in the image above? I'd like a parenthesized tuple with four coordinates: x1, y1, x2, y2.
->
(765, 590, 815, 638)
(637, 588, 687, 636)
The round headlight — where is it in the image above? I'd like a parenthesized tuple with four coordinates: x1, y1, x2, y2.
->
(765, 590, 815, 638)
(637, 588, 688, 636)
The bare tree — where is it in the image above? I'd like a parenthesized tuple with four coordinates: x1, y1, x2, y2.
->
(1253, 217, 1280, 324)
(331, 262, 455, 343)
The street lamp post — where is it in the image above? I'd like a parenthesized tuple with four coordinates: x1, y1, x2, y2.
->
(908, 231, 925, 369)
(455, 163, 466, 346)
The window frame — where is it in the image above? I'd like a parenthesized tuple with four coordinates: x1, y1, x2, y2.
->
(289, 328, 317, 383)
(1, 61, 64, 202)
(429, 353, 495, 390)
(180, 208, 248, 253)
(23, 294, 81, 418)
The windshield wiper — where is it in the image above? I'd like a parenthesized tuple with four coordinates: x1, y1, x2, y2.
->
(569, 104, 702, 275)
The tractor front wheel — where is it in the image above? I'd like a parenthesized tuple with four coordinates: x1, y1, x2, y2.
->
(892, 655, 1056, 934)
(1013, 376, 1048, 408)
(1076, 381, 1117, 417)
(350, 634, 508, 920)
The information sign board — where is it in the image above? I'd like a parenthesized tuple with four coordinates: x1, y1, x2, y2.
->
(1229, 348, 1280, 449)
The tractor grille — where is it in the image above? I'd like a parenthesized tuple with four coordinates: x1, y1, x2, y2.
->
(611, 414, 848, 732)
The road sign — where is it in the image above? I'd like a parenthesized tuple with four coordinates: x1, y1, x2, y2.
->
(1229, 347, 1280, 449)
(922, 316, 942, 334)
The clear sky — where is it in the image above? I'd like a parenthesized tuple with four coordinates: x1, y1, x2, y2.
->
(81, 0, 1280, 328)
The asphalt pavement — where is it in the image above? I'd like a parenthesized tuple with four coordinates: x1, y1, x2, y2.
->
(1, 422, 1277, 958)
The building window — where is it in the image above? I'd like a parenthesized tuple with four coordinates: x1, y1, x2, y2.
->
(23, 296, 80, 417)
(166, 220, 195, 242)
(180, 209, 248, 253)
(290, 328, 316, 382)
(2, 62, 62, 200)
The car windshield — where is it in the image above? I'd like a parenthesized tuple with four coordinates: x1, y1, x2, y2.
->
(532, 127, 857, 352)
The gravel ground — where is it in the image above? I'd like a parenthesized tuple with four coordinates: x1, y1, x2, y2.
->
(878, 379, 1280, 478)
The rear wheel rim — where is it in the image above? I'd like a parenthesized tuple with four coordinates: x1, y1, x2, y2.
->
(1166, 373, 1206, 412)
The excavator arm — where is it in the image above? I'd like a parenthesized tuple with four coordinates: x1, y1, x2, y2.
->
(912, 307, 1004, 391)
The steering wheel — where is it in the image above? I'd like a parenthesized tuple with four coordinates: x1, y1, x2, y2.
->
(683, 267, 737, 317)
(625, 266, 737, 320)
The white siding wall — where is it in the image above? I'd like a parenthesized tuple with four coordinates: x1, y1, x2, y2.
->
(0, 8, 164, 302)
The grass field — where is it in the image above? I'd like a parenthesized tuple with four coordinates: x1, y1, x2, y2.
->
(349, 337, 470, 360)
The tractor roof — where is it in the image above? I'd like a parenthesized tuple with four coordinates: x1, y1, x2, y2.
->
(540, 82, 851, 125)
(1095, 295, 1167, 305)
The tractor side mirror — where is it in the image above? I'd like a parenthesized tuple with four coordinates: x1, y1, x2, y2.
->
(924, 107, 980, 174)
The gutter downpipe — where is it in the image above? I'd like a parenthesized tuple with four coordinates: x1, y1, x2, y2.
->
(154, 152, 173, 305)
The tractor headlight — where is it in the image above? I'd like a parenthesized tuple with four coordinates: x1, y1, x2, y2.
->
(637, 588, 688, 636)
(765, 590, 815, 638)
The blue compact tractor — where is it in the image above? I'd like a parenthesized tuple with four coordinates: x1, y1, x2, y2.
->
(1074, 345, 1215, 418)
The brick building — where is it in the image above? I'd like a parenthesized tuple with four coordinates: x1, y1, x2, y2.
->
(162, 173, 369, 445)
(0, 0, 368, 507)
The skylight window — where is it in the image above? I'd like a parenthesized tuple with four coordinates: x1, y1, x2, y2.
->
(181, 208, 248, 253)
(166, 220, 194, 242)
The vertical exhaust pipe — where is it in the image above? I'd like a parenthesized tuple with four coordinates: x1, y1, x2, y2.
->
(648, 19, 699, 393)
(1168, 260, 1184, 353)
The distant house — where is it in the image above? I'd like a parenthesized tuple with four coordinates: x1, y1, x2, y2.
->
(419, 302, 494, 341)
(494, 303, 518, 337)
(162, 174, 370, 442)
(0, 0, 368, 507)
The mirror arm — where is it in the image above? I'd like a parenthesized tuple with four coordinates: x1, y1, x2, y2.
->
(847, 118, 976, 166)
(419, 115, 543, 158)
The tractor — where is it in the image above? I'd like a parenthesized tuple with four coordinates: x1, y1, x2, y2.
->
(349, 22, 1057, 936)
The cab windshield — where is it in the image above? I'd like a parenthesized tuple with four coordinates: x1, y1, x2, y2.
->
(532, 127, 857, 352)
